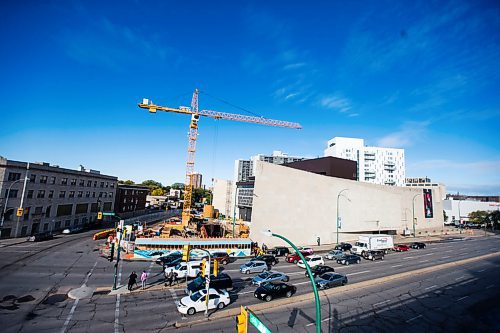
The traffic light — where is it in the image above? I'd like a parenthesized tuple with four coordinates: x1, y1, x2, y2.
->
(200, 259, 206, 277)
(97, 212, 103, 220)
(213, 259, 219, 277)
(182, 244, 191, 261)
(236, 306, 248, 333)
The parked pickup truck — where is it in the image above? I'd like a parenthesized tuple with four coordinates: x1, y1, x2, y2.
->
(351, 235, 394, 256)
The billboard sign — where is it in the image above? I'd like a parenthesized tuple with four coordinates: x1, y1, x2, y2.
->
(423, 189, 433, 218)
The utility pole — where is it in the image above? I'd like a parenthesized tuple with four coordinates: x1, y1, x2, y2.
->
(15, 163, 30, 237)
(112, 219, 124, 290)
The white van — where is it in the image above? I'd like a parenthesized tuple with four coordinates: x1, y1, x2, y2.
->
(171, 261, 202, 279)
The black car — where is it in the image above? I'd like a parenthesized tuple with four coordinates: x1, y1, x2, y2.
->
(305, 265, 335, 278)
(27, 232, 54, 242)
(252, 255, 278, 266)
(186, 273, 233, 295)
(265, 246, 290, 257)
(410, 242, 426, 249)
(334, 243, 352, 252)
(155, 252, 182, 266)
(362, 250, 384, 261)
(336, 254, 361, 265)
(314, 273, 348, 289)
(254, 282, 296, 302)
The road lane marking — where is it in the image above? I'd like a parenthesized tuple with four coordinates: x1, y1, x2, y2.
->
(373, 300, 391, 307)
(60, 299, 79, 333)
(462, 278, 479, 284)
(419, 260, 429, 263)
(406, 314, 422, 323)
(83, 261, 98, 286)
(306, 316, 332, 326)
(486, 284, 495, 289)
(477, 269, 486, 272)
(348, 270, 370, 276)
(418, 295, 428, 299)
(405, 256, 415, 259)
(169, 288, 179, 301)
(114, 294, 121, 333)
(424, 253, 433, 256)
(441, 256, 451, 259)
(391, 264, 403, 268)
(445, 250, 453, 253)
(455, 276, 465, 281)
(425, 285, 437, 290)
(457, 296, 469, 301)
(237, 290, 254, 295)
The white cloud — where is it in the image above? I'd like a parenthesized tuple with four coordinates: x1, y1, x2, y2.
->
(376, 121, 429, 148)
(285, 93, 299, 100)
(320, 95, 352, 113)
(283, 62, 306, 70)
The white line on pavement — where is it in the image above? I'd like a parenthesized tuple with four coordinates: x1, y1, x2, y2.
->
(462, 278, 479, 284)
(169, 288, 179, 301)
(455, 276, 465, 281)
(60, 299, 79, 333)
(457, 296, 469, 301)
(391, 264, 403, 268)
(373, 300, 391, 307)
(477, 269, 486, 272)
(306, 316, 331, 326)
(114, 294, 121, 333)
(406, 314, 422, 323)
(425, 285, 437, 290)
(486, 284, 495, 289)
(424, 253, 433, 256)
(348, 270, 371, 276)
(237, 291, 254, 295)
(405, 256, 415, 259)
(445, 250, 453, 253)
(441, 256, 451, 259)
(419, 260, 429, 263)
(83, 261, 98, 286)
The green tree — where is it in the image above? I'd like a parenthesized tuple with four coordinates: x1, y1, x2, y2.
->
(118, 180, 135, 185)
(171, 183, 185, 190)
(151, 188, 165, 196)
(141, 180, 163, 194)
(468, 210, 489, 225)
(489, 210, 500, 229)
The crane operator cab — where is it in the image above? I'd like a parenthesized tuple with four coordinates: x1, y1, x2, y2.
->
(190, 114, 200, 129)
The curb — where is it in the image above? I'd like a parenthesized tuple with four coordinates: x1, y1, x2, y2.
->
(174, 251, 500, 329)
(92, 284, 187, 296)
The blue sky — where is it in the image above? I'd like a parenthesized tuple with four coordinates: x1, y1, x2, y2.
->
(0, 0, 499, 195)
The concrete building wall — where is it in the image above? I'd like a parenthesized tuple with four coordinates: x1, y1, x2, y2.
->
(443, 199, 500, 223)
(249, 161, 444, 247)
(212, 179, 234, 218)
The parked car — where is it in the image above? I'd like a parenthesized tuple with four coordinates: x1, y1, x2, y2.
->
(211, 252, 231, 265)
(334, 243, 353, 252)
(393, 244, 410, 252)
(254, 282, 297, 302)
(176, 288, 230, 315)
(186, 273, 233, 295)
(265, 246, 290, 257)
(251, 255, 278, 266)
(314, 273, 348, 289)
(362, 250, 384, 261)
(410, 242, 426, 249)
(286, 252, 307, 264)
(252, 271, 289, 286)
(240, 260, 268, 274)
(156, 252, 182, 267)
(305, 265, 335, 278)
(297, 246, 314, 255)
(297, 255, 325, 269)
(337, 254, 361, 265)
(27, 232, 53, 242)
(325, 250, 345, 260)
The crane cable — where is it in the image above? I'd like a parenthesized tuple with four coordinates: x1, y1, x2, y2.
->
(199, 90, 263, 118)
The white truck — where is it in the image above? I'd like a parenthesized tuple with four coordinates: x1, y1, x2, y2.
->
(167, 261, 202, 279)
(351, 235, 394, 255)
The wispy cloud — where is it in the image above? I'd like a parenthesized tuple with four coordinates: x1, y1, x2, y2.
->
(283, 62, 306, 70)
(376, 120, 430, 148)
(320, 95, 352, 113)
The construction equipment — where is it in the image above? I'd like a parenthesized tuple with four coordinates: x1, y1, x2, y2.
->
(139, 89, 301, 227)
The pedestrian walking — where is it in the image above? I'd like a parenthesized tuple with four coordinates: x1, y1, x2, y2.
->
(317, 236, 321, 246)
(166, 271, 174, 287)
(127, 271, 137, 291)
(140, 270, 148, 290)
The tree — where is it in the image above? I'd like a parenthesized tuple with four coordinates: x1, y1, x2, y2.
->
(468, 210, 489, 224)
(151, 188, 165, 196)
(171, 183, 185, 190)
(489, 210, 500, 229)
(118, 180, 135, 185)
(141, 180, 164, 195)
(443, 210, 448, 222)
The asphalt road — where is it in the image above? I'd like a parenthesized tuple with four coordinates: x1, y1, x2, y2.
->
(0, 233, 499, 332)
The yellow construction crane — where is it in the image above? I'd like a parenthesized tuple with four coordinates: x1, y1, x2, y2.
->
(139, 89, 301, 227)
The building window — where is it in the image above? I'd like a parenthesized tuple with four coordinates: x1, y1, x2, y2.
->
(77, 191, 83, 198)
(40, 175, 48, 184)
(100, 181, 104, 188)
(74, 218, 79, 226)
(37, 190, 45, 198)
(48, 190, 54, 198)
(8, 172, 21, 181)
(109, 192, 113, 198)
(65, 220, 71, 227)
(92, 192, 96, 198)
(61, 178, 68, 185)
(23, 207, 30, 221)
(27, 190, 34, 199)
(34, 206, 43, 214)
(59, 191, 66, 198)
(55, 221, 61, 230)
(79, 179, 85, 186)
(45, 206, 51, 218)
(29, 174, 36, 182)
(69, 191, 75, 198)
(70, 179, 77, 186)
(103, 192, 107, 198)
(86, 191, 90, 198)
(110, 182, 115, 188)
(87, 180, 92, 187)
(94, 181, 97, 187)
(99, 192, 103, 198)
(50, 176, 56, 184)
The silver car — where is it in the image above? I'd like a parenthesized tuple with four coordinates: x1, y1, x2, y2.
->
(240, 260, 268, 274)
(252, 271, 289, 286)
(325, 250, 344, 260)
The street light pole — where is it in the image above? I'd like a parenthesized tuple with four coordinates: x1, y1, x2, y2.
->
(15, 164, 30, 238)
(0, 178, 26, 238)
(412, 193, 419, 238)
(336, 189, 349, 245)
(232, 184, 237, 238)
(458, 199, 462, 234)
(262, 230, 321, 333)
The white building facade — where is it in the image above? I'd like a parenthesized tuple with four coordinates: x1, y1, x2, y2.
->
(443, 199, 500, 223)
(212, 179, 234, 218)
(324, 137, 406, 186)
(234, 151, 306, 182)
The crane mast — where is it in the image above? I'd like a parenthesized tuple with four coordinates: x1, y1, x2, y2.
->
(139, 89, 301, 229)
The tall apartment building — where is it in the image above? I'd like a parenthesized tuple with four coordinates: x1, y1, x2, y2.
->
(212, 179, 234, 218)
(324, 137, 406, 186)
(191, 173, 203, 189)
(0, 157, 117, 238)
(234, 151, 306, 182)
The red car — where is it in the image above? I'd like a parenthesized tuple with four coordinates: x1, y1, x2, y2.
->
(393, 244, 410, 252)
(286, 252, 308, 264)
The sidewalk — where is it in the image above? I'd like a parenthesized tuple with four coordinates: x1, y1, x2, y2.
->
(0, 237, 27, 247)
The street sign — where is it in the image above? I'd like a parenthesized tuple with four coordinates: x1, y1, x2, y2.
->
(102, 212, 115, 216)
(248, 310, 272, 333)
(16, 208, 23, 217)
